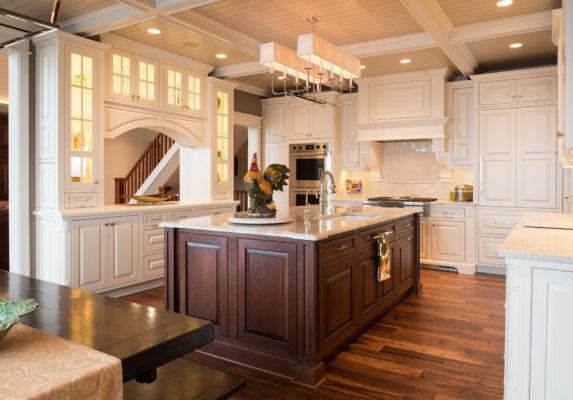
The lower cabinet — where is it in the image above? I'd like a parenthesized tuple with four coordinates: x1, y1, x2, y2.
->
(237, 239, 297, 356)
(72, 215, 139, 293)
(397, 234, 415, 296)
(319, 254, 358, 355)
(430, 220, 465, 262)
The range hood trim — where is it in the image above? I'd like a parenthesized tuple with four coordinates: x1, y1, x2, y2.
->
(356, 116, 449, 142)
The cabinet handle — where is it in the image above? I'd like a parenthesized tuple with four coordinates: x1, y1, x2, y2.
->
(384, 230, 394, 235)
(137, 95, 140, 101)
(403, 223, 411, 228)
(335, 244, 349, 252)
(479, 155, 484, 193)
(405, 237, 412, 242)
(442, 211, 454, 215)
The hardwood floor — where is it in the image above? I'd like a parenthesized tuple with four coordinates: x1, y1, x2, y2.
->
(122, 269, 505, 399)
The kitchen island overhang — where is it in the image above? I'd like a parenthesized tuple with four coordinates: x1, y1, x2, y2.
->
(161, 206, 422, 387)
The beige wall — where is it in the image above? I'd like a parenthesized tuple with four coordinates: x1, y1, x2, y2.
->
(0, 54, 7, 103)
(104, 128, 158, 204)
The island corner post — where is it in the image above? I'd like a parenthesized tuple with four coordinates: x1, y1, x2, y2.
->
(163, 212, 421, 387)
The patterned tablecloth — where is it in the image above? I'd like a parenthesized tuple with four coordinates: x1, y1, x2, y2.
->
(0, 323, 123, 399)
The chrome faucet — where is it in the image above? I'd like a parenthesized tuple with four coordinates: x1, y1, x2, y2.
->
(304, 189, 319, 217)
(319, 171, 336, 216)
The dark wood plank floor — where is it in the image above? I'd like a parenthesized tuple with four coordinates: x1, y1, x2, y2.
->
(122, 270, 505, 399)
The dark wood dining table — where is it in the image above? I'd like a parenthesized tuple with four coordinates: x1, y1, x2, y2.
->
(0, 270, 214, 383)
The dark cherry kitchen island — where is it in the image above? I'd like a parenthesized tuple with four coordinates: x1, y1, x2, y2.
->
(162, 206, 422, 387)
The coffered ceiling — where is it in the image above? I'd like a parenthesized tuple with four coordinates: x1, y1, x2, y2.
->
(0, 0, 562, 97)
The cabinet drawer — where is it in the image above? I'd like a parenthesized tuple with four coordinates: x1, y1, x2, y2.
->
(431, 207, 465, 219)
(477, 235, 506, 267)
(359, 222, 395, 252)
(396, 217, 414, 236)
(170, 210, 193, 220)
(143, 212, 168, 227)
(419, 218, 428, 238)
(478, 80, 516, 106)
(319, 233, 357, 266)
(143, 227, 164, 254)
(142, 252, 164, 279)
(516, 75, 557, 103)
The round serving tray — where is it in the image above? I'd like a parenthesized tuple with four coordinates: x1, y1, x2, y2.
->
(228, 216, 293, 225)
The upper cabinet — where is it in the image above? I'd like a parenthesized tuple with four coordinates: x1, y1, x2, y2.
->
(287, 98, 335, 142)
(106, 49, 159, 108)
(262, 100, 287, 142)
(477, 75, 557, 107)
(162, 64, 203, 116)
(447, 82, 474, 169)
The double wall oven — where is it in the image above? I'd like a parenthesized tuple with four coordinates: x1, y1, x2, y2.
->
(289, 143, 331, 206)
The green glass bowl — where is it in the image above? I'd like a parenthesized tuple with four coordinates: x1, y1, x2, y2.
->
(0, 297, 38, 342)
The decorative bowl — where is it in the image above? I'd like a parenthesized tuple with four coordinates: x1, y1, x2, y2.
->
(0, 297, 38, 342)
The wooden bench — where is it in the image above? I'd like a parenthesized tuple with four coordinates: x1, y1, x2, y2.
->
(123, 358, 245, 400)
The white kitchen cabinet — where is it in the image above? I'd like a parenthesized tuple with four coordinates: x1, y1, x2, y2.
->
(447, 83, 474, 168)
(477, 235, 506, 267)
(287, 100, 310, 140)
(478, 108, 516, 207)
(515, 105, 557, 208)
(286, 98, 335, 141)
(72, 215, 139, 292)
(340, 97, 360, 169)
(162, 64, 204, 116)
(311, 103, 334, 139)
(106, 49, 159, 108)
(262, 100, 287, 142)
(430, 220, 465, 263)
(477, 75, 556, 107)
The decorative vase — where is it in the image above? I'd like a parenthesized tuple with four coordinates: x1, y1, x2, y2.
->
(243, 153, 289, 218)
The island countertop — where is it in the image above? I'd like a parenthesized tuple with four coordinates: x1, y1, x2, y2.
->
(499, 212, 573, 264)
(160, 206, 422, 241)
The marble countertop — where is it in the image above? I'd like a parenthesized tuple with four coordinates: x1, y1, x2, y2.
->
(499, 212, 573, 264)
(331, 197, 475, 207)
(34, 200, 238, 218)
(160, 206, 422, 241)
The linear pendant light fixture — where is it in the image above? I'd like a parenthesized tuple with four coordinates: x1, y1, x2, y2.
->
(259, 15, 361, 105)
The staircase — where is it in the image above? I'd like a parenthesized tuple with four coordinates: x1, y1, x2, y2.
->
(114, 133, 177, 204)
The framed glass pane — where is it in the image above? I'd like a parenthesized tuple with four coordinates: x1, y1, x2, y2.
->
(195, 94, 200, 110)
(82, 56, 93, 88)
(195, 77, 200, 94)
(175, 89, 181, 105)
(112, 75, 121, 95)
(175, 72, 181, 88)
(71, 87, 82, 119)
(168, 87, 174, 105)
(188, 92, 194, 110)
(222, 116, 228, 136)
(71, 119, 82, 151)
(71, 157, 81, 183)
(121, 57, 129, 76)
(82, 121, 92, 152)
(148, 84, 155, 101)
(82, 157, 93, 183)
(148, 64, 155, 82)
(139, 81, 146, 100)
(71, 53, 82, 86)
(139, 61, 146, 80)
(168, 70, 174, 87)
(82, 89, 92, 120)
(113, 54, 121, 74)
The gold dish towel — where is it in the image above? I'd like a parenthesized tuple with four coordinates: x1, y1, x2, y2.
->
(377, 232, 391, 282)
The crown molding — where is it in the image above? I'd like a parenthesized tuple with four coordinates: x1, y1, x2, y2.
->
(340, 32, 436, 58)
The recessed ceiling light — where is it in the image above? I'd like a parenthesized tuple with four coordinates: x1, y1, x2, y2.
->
(216, 53, 227, 59)
(277, 75, 286, 80)
(509, 42, 523, 48)
(360, 65, 366, 70)
(400, 58, 411, 64)
(496, 0, 513, 7)
(147, 28, 161, 35)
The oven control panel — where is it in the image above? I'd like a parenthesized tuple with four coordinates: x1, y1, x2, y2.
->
(290, 143, 330, 152)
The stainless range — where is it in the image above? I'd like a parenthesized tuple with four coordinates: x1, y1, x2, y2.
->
(363, 196, 437, 217)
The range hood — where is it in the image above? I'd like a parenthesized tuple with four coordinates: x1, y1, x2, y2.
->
(355, 68, 450, 150)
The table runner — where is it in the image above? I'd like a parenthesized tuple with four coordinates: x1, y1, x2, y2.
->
(0, 323, 122, 399)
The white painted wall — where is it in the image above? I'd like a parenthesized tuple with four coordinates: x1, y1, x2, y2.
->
(103, 128, 158, 204)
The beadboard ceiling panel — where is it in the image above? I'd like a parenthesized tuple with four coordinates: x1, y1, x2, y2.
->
(111, 17, 256, 66)
(438, 0, 561, 27)
(188, 0, 424, 49)
(0, 0, 118, 22)
(467, 30, 556, 72)
(232, 73, 273, 90)
(360, 47, 456, 76)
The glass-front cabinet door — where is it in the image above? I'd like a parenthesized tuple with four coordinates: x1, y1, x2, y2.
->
(216, 89, 230, 185)
(68, 49, 98, 188)
(163, 64, 203, 115)
(107, 50, 158, 107)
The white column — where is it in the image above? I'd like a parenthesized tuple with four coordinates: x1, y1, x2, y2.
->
(8, 42, 30, 276)
(179, 146, 212, 203)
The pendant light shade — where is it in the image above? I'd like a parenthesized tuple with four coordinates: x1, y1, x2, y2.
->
(296, 33, 361, 79)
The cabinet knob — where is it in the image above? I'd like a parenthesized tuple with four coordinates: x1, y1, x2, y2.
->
(131, 94, 136, 101)
(136, 95, 140, 101)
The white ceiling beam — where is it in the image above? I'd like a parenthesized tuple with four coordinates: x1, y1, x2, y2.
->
(159, 10, 261, 58)
(340, 32, 436, 58)
(228, 79, 271, 98)
(400, 0, 478, 76)
(451, 10, 553, 44)
(211, 61, 268, 78)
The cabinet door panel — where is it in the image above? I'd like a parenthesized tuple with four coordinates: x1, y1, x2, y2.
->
(451, 87, 474, 167)
(263, 102, 286, 141)
(341, 98, 359, 168)
(397, 236, 414, 296)
(516, 106, 557, 208)
(382, 243, 396, 302)
(477, 235, 506, 267)
(479, 80, 516, 106)
(517, 75, 557, 103)
(311, 103, 333, 139)
(179, 232, 228, 336)
(530, 268, 573, 399)
(431, 220, 465, 263)
(287, 101, 309, 140)
(360, 251, 379, 321)
(319, 255, 357, 355)
(238, 239, 297, 356)
(479, 109, 516, 206)
(109, 216, 138, 286)
(76, 222, 105, 290)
